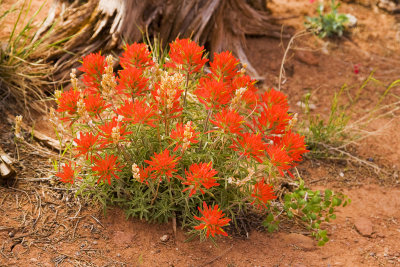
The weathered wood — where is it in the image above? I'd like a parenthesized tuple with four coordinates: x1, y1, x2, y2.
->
(35, 0, 283, 83)
(0, 147, 16, 180)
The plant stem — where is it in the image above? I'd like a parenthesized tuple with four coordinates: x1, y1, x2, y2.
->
(183, 70, 190, 108)
(150, 179, 161, 205)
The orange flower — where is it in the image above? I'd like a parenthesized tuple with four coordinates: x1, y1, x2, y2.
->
(144, 149, 181, 181)
(181, 162, 219, 197)
(251, 179, 277, 209)
(167, 38, 208, 74)
(56, 162, 80, 184)
(92, 154, 123, 185)
(210, 108, 244, 134)
(209, 51, 239, 81)
(194, 202, 231, 238)
(119, 43, 154, 70)
(73, 132, 98, 159)
(115, 99, 156, 127)
(230, 133, 267, 163)
(79, 52, 106, 89)
(98, 118, 132, 147)
(194, 78, 233, 110)
(83, 93, 110, 116)
(116, 66, 149, 97)
(169, 122, 199, 151)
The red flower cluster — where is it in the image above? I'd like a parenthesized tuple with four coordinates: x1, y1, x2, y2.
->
(92, 154, 123, 185)
(194, 202, 231, 238)
(169, 122, 199, 151)
(251, 179, 277, 209)
(56, 162, 80, 184)
(79, 53, 107, 89)
(167, 38, 208, 74)
(119, 43, 154, 70)
(144, 149, 181, 181)
(181, 162, 219, 197)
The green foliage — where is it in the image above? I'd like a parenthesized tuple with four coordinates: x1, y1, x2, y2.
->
(283, 179, 349, 245)
(263, 179, 350, 245)
(0, 0, 54, 113)
(305, 0, 351, 38)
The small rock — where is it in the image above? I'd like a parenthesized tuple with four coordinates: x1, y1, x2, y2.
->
(92, 241, 98, 245)
(8, 231, 15, 238)
(296, 101, 316, 110)
(160, 234, 169, 242)
(354, 218, 373, 237)
(117, 253, 121, 257)
(339, 172, 344, 178)
(296, 51, 319, 66)
(286, 233, 316, 251)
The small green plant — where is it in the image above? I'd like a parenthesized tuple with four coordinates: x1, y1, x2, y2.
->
(305, 0, 353, 38)
(263, 179, 349, 245)
(0, 0, 54, 114)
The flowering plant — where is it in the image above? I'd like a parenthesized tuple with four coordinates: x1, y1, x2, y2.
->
(53, 39, 310, 241)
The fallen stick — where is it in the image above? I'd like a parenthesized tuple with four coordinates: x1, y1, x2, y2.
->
(0, 146, 16, 180)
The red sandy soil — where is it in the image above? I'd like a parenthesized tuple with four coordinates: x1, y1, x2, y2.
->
(1, 0, 400, 266)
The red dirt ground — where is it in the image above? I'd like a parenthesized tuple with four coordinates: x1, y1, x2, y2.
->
(1, 0, 400, 266)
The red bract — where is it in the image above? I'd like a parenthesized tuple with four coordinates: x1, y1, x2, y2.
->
(181, 162, 219, 197)
(232, 75, 258, 109)
(170, 122, 199, 151)
(231, 133, 267, 163)
(98, 118, 132, 147)
(210, 108, 244, 134)
(251, 179, 277, 209)
(209, 51, 239, 81)
(167, 38, 208, 74)
(74, 132, 99, 159)
(194, 78, 233, 110)
(78, 52, 106, 89)
(119, 43, 154, 70)
(83, 93, 110, 116)
(267, 144, 293, 176)
(256, 104, 291, 136)
(194, 202, 231, 238)
(279, 131, 309, 163)
(144, 149, 181, 181)
(115, 99, 156, 127)
(260, 89, 289, 109)
(56, 162, 80, 184)
(92, 154, 123, 185)
(116, 66, 149, 97)
(56, 89, 81, 116)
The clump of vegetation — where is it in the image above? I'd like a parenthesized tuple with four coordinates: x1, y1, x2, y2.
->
(305, 0, 355, 38)
(52, 38, 347, 243)
(0, 0, 53, 114)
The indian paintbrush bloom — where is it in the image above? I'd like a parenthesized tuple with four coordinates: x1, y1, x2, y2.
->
(194, 201, 231, 238)
(181, 162, 219, 197)
(115, 99, 156, 127)
(167, 38, 208, 74)
(231, 133, 268, 163)
(92, 154, 123, 185)
(119, 43, 154, 70)
(98, 117, 132, 147)
(116, 66, 149, 97)
(144, 149, 181, 181)
(209, 51, 239, 81)
(251, 179, 277, 209)
(73, 132, 99, 159)
(210, 108, 244, 134)
(194, 77, 233, 110)
(170, 121, 199, 151)
(78, 52, 106, 89)
(56, 161, 80, 184)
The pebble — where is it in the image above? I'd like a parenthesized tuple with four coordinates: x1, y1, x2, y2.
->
(160, 234, 169, 242)
(296, 101, 316, 110)
(354, 217, 373, 237)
